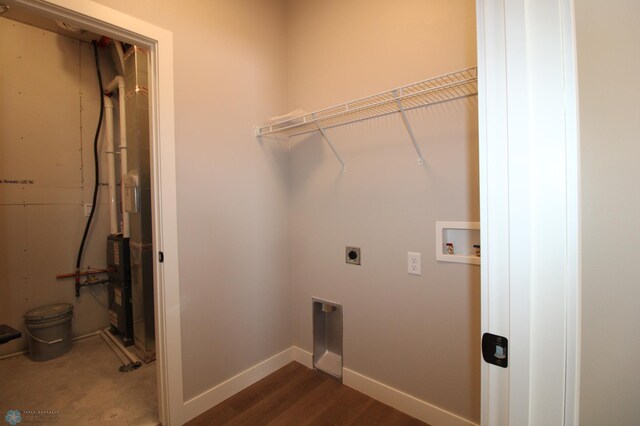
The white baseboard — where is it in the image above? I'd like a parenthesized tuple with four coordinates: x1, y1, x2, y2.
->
(292, 345, 313, 368)
(344, 368, 478, 426)
(181, 346, 477, 426)
(292, 346, 477, 426)
(182, 347, 294, 423)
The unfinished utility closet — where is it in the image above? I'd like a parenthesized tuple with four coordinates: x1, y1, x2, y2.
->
(0, 4, 158, 424)
(2, 1, 479, 425)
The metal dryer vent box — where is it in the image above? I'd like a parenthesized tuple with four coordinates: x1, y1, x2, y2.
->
(313, 299, 343, 380)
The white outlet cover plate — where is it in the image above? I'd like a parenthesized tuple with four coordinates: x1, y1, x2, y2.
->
(408, 252, 421, 275)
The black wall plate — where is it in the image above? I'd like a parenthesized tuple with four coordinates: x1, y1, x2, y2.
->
(482, 333, 508, 368)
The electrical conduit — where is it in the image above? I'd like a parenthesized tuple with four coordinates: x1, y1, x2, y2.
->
(75, 41, 104, 296)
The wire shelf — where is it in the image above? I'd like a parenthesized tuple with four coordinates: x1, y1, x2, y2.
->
(256, 67, 478, 138)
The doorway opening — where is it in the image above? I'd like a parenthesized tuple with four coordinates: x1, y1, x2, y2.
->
(0, 1, 181, 424)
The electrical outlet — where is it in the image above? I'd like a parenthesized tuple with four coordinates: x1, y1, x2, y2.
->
(84, 203, 93, 217)
(408, 252, 421, 275)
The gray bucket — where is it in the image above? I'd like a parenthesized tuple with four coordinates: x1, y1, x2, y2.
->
(24, 303, 73, 362)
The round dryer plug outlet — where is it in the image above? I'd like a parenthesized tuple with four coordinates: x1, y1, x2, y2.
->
(345, 246, 361, 265)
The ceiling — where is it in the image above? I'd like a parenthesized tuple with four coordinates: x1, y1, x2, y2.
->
(0, 1, 103, 43)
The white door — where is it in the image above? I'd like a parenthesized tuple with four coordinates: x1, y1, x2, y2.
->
(476, 1, 580, 424)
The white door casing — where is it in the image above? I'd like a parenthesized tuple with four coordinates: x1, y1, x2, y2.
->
(477, 0, 580, 425)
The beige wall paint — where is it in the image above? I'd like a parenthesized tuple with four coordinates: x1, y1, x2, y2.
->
(576, 1, 640, 424)
(285, 0, 477, 111)
(87, 0, 291, 401)
(5, 1, 481, 417)
(286, 0, 479, 422)
(0, 18, 115, 356)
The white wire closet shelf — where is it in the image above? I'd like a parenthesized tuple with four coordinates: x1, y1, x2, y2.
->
(255, 66, 478, 170)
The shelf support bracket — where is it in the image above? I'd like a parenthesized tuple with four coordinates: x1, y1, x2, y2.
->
(393, 89, 424, 165)
(315, 119, 346, 173)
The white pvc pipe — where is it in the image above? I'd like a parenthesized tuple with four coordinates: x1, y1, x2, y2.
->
(0, 350, 27, 361)
(97, 330, 129, 366)
(104, 76, 129, 238)
(72, 330, 101, 341)
(103, 328, 142, 365)
(104, 75, 123, 97)
(103, 96, 118, 235)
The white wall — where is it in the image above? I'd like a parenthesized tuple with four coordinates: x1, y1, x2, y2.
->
(576, 1, 640, 424)
(286, 0, 480, 422)
(0, 17, 114, 356)
(88, 0, 291, 402)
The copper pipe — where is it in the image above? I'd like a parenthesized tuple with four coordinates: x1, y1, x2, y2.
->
(56, 269, 110, 280)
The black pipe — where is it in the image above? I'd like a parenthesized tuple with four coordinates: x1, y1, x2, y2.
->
(75, 41, 105, 297)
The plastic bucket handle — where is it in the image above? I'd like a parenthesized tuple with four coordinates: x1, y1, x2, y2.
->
(24, 327, 71, 345)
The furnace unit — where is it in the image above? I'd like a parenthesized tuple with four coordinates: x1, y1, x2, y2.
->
(107, 234, 133, 346)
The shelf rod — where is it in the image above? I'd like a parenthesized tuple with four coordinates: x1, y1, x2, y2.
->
(315, 119, 346, 173)
(393, 89, 424, 165)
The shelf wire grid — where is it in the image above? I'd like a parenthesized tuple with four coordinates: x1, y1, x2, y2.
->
(256, 67, 477, 138)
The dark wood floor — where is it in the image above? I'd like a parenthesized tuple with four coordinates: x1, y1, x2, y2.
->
(186, 362, 427, 426)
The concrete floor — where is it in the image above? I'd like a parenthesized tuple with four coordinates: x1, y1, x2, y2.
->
(0, 335, 158, 425)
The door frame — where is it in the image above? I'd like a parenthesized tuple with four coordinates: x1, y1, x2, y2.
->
(8, 0, 184, 424)
(476, 0, 581, 424)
